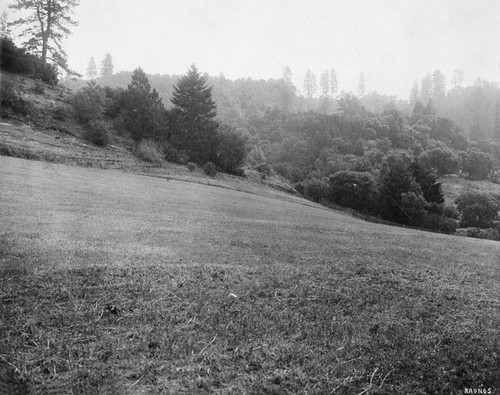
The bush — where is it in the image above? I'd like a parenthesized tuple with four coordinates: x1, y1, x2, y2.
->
(30, 81, 45, 94)
(163, 144, 189, 164)
(254, 163, 273, 178)
(0, 80, 34, 117)
(215, 125, 248, 175)
(203, 162, 217, 177)
(416, 212, 458, 234)
(84, 120, 109, 147)
(51, 105, 69, 121)
(72, 83, 106, 124)
(443, 204, 459, 220)
(300, 178, 328, 202)
(273, 162, 291, 179)
(455, 191, 499, 228)
(328, 171, 377, 213)
(135, 139, 163, 163)
(187, 162, 197, 172)
(0, 37, 58, 85)
(458, 227, 500, 241)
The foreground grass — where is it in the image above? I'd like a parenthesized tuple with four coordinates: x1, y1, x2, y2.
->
(1, 156, 499, 394)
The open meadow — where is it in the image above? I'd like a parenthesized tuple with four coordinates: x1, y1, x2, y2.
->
(1, 155, 499, 394)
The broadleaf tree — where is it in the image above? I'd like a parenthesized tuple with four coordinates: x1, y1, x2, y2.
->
(170, 64, 219, 164)
(8, 0, 80, 72)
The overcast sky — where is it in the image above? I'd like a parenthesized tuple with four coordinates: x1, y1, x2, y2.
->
(5, 0, 500, 98)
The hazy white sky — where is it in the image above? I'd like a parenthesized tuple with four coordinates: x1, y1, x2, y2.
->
(5, 0, 500, 98)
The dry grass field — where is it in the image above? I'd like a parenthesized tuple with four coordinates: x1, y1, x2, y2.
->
(1, 155, 499, 394)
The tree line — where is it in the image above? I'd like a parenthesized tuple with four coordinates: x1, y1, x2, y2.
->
(72, 65, 248, 174)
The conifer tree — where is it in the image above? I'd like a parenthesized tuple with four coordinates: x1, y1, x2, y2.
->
(329, 68, 338, 97)
(86, 56, 97, 80)
(8, 0, 79, 72)
(100, 53, 113, 77)
(303, 69, 317, 99)
(122, 67, 165, 141)
(358, 72, 365, 97)
(170, 64, 219, 164)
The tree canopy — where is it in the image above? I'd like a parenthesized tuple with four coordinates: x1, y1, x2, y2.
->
(8, 0, 80, 72)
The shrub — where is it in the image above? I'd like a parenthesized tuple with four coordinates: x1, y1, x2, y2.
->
(30, 81, 45, 95)
(301, 178, 328, 202)
(52, 105, 69, 121)
(458, 227, 500, 241)
(455, 191, 499, 228)
(254, 163, 272, 178)
(187, 162, 197, 172)
(273, 162, 291, 179)
(417, 212, 458, 234)
(72, 83, 105, 124)
(84, 120, 109, 147)
(443, 204, 459, 220)
(135, 139, 163, 163)
(328, 170, 376, 213)
(0, 37, 58, 85)
(215, 125, 248, 175)
(103, 86, 125, 118)
(203, 162, 217, 177)
(0, 80, 34, 117)
(163, 144, 189, 164)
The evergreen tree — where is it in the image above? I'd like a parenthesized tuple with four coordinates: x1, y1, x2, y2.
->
(170, 64, 219, 164)
(320, 70, 330, 98)
(303, 69, 317, 99)
(421, 73, 433, 104)
(100, 53, 114, 77)
(378, 155, 422, 223)
(329, 68, 338, 97)
(280, 66, 296, 113)
(86, 56, 97, 80)
(409, 81, 420, 109)
(451, 69, 464, 89)
(432, 69, 446, 102)
(358, 72, 365, 98)
(8, 0, 79, 72)
(122, 67, 165, 141)
(410, 159, 444, 204)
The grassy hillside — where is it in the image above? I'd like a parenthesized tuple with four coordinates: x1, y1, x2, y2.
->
(1, 155, 499, 394)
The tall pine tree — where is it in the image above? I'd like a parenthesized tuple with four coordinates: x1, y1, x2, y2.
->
(8, 0, 79, 72)
(100, 53, 114, 77)
(170, 64, 219, 164)
(122, 67, 165, 141)
(86, 56, 97, 80)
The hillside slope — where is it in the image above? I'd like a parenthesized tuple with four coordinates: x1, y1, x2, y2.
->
(0, 155, 499, 394)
